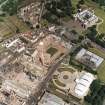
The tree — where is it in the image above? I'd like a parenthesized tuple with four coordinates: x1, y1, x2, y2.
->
(43, 0, 73, 23)
(92, 0, 105, 6)
(85, 79, 105, 105)
(85, 25, 98, 40)
(1, 0, 21, 15)
(98, 33, 105, 39)
(90, 79, 101, 94)
(79, 0, 85, 5)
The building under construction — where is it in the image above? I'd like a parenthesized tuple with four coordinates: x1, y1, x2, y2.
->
(18, 2, 41, 28)
(0, 29, 72, 105)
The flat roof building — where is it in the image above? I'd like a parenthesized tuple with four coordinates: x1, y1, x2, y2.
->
(3, 36, 25, 53)
(0, 102, 7, 105)
(38, 92, 70, 105)
(74, 9, 98, 28)
(75, 48, 104, 70)
(1, 80, 31, 99)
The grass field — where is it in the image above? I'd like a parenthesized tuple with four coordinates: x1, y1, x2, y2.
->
(71, 0, 78, 8)
(88, 47, 105, 59)
(47, 47, 58, 57)
(0, 14, 31, 39)
(88, 47, 105, 82)
(97, 61, 105, 82)
(85, 0, 105, 33)
(0, 43, 5, 53)
(72, 0, 105, 33)
(7, 15, 31, 32)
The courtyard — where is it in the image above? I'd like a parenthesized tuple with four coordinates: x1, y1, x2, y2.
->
(46, 47, 58, 57)
(51, 66, 95, 99)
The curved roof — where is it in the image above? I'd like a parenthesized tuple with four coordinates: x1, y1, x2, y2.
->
(75, 72, 95, 97)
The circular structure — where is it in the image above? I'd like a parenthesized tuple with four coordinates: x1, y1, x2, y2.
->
(53, 67, 77, 90)
(63, 75, 69, 79)
(58, 71, 73, 84)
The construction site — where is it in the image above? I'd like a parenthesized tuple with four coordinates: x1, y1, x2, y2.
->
(47, 66, 96, 105)
(18, 2, 41, 28)
(0, 29, 71, 105)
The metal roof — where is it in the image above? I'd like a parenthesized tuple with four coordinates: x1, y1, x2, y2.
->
(75, 72, 95, 97)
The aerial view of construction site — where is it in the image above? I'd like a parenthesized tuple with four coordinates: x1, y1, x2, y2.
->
(0, 0, 105, 105)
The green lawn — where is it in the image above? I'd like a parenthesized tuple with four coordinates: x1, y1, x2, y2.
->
(47, 47, 58, 57)
(88, 47, 105, 59)
(72, 0, 105, 33)
(71, 0, 78, 8)
(0, 43, 5, 53)
(97, 61, 105, 83)
(84, 102, 91, 105)
(86, 0, 105, 33)
(7, 15, 31, 32)
(88, 47, 105, 82)
(0, 14, 31, 40)
(71, 0, 105, 82)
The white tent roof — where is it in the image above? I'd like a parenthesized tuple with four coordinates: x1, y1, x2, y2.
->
(75, 72, 95, 97)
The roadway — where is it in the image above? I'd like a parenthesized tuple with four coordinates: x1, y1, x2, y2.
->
(26, 52, 69, 105)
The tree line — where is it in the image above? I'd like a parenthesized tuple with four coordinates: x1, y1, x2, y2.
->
(85, 79, 105, 105)
(92, 0, 105, 6)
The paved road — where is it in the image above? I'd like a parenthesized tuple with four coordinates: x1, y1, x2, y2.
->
(26, 52, 69, 105)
